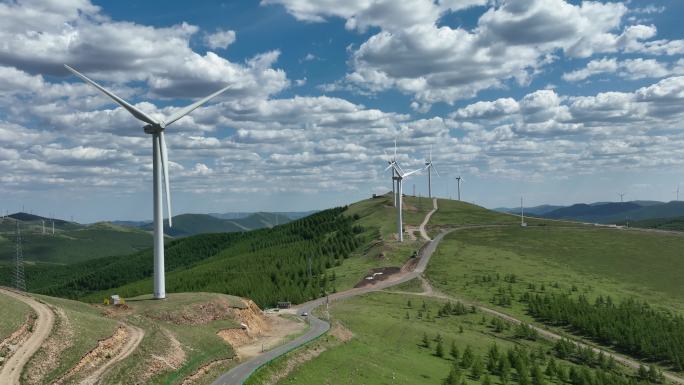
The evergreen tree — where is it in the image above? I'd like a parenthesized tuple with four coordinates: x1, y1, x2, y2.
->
(450, 341, 460, 361)
(422, 332, 430, 348)
(460, 345, 475, 368)
(471, 357, 484, 379)
(436, 340, 445, 358)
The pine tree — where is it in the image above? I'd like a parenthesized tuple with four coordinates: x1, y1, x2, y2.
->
(450, 341, 460, 361)
(436, 340, 445, 358)
(460, 345, 475, 368)
(422, 332, 430, 348)
(471, 357, 484, 379)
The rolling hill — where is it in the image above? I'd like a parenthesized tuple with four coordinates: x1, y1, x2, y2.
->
(0, 214, 152, 264)
(498, 200, 684, 224)
(138, 212, 292, 237)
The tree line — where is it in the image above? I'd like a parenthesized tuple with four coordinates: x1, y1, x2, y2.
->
(526, 293, 684, 371)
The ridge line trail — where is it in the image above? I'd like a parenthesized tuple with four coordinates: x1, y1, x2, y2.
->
(418, 197, 438, 241)
(0, 288, 55, 385)
(78, 323, 144, 385)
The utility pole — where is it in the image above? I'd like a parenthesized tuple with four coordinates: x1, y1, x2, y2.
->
(15, 221, 26, 292)
(413, 184, 416, 197)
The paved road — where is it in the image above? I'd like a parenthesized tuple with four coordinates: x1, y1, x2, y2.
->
(0, 288, 55, 385)
(210, 202, 445, 385)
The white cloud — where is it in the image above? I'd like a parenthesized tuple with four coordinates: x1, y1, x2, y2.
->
(563, 57, 682, 82)
(204, 29, 236, 49)
(269, 0, 684, 109)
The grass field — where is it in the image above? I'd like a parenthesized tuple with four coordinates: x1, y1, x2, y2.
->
(0, 221, 152, 265)
(249, 291, 647, 385)
(0, 291, 33, 341)
(426, 226, 684, 312)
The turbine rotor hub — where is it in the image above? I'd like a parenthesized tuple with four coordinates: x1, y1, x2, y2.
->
(143, 123, 165, 134)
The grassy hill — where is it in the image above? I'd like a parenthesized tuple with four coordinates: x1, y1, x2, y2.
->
(620, 216, 684, 231)
(139, 212, 292, 237)
(539, 201, 684, 224)
(0, 215, 152, 264)
(0, 290, 274, 385)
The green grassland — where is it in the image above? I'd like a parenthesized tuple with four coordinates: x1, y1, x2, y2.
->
(0, 219, 152, 265)
(0, 291, 33, 341)
(249, 291, 650, 385)
(426, 226, 684, 311)
(619, 216, 684, 232)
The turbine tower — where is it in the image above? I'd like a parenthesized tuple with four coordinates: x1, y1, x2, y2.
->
(618, 193, 625, 203)
(424, 146, 439, 199)
(66, 65, 232, 299)
(455, 176, 463, 201)
(385, 161, 421, 242)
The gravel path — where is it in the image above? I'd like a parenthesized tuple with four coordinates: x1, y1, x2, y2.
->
(0, 288, 55, 385)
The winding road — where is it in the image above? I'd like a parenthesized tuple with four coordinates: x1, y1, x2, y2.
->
(0, 288, 55, 385)
(214, 196, 684, 385)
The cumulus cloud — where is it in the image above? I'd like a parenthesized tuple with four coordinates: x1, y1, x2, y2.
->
(269, 0, 684, 109)
(204, 29, 236, 49)
(563, 57, 681, 81)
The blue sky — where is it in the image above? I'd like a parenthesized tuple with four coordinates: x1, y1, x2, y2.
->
(1, 0, 684, 222)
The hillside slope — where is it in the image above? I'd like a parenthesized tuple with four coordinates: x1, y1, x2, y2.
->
(140, 212, 292, 237)
(0, 215, 152, 264)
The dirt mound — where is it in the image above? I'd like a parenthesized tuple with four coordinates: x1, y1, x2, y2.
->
(54, 325, 128, 384)
(217, 329, 252, 349)
(145, 297, 266, 330)
(354, 267, 402, 288)
(180, 358, 234, 385)
(24, 307, 74, 385)
(139, 328, 186, 383)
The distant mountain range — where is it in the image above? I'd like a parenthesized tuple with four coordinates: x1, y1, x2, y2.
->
(495, 200, 684, 224)
(113, 211, 315, 237)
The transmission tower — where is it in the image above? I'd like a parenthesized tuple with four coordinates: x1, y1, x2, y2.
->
(15, 221, 26, 292)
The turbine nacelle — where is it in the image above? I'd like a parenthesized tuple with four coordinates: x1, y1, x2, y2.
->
(143, 122, 166, 134)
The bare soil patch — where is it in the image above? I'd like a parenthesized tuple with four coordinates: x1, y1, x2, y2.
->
(139, 327, 186, 383)
(218, 313, 306, 360)
(24, 307, 74, 385)
(354, 267, 402, 288)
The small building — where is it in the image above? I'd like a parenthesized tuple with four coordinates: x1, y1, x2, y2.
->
(277, 301, 291, 309)
(110, 295, 121, 305)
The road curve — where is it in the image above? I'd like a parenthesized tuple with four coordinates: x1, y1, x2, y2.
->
(418, 198, 438, 241)
(78, 323, 145, 385)
(211, 201, 444, 385)
(0, 288, 55, 385)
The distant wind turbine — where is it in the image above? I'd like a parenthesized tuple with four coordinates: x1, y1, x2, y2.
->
(618, 193, 625, 203)
(424, 146, 439, 199)
(65, 64, 232, 299)
(675, 184, 680, 201)
(455, 176, 463, 201)
(385, 140, 403, 207)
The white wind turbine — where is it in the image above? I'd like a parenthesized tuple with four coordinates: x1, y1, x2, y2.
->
(65, 64, 232, 300)
(424, 146, 440, 199)
(385, 140, 403, 207)
(385, 152, 422, 243)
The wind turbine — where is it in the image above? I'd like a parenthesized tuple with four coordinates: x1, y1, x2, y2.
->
(385, 140, 403, 207)
(385, 161, 421, 242)
(455, 176, 463, 201)
(618, 193, 625, 203)
(65, 64, 232, 300)
(675, 184, 680, 201)
(424, 146, 439, 199)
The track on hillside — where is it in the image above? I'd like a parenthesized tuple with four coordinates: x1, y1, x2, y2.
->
(212, 201, 684, 385)
(0, 288, 55, 385)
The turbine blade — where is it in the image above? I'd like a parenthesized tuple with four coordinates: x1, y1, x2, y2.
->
(393, 139, 397, 160)
(384, 164, 394, 171)
(159, 133, 172, 227)
(403, 168, 422, 177)
(64, 65, 158, 125)
(164, 84, 232, 127)
(432, 164, 441, 177)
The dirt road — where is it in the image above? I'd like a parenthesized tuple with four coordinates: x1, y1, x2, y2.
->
(78, 323, 144, 385)
(0, 289, 55, 385)
(418, 198, 437, 241)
